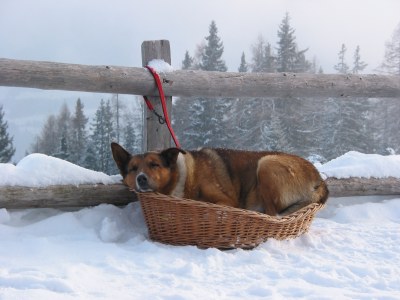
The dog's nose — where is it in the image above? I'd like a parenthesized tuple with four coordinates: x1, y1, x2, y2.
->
(136, 173, 149, 189)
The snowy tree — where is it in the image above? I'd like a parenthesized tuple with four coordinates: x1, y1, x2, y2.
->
(121, 97, 143, 154)
(31, 104, 73, 158)
(293, 48, 311, 73)
(33, 115, 58, 156)
(263, 43, 277, 73)
(82, 141, 98, 170)
(0, 105, 15, 163)
(174, 21, 231, 149)
(260, 100, 292, 152)
(352, 45, 368, 74)
(380, 22, 400, 75)
(177, 98, 206, 149)
(276, 13, 304, 72)
(69, 98, 88, 165)
(334, 44, 350, 74)
(192, 42, 206, 70)
(238, 52, 248, 72)
(276, 13, 310, 73)
(251, 35, 266, 72)
(182, 50, 194, 70)
(111, 94, 125, 143)
(250, 36, 277, 73)
(199, 20, 227, 72)
(54, 103, 71, 160)
(123, 119, 136, 152)
(90, 99, 116, 174)
(370, 98, 400, 154)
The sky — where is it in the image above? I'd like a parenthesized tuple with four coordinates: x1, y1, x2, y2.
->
(0, 0, 399, 161)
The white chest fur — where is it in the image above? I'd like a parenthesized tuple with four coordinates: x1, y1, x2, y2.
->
(171, 153, 187, 198)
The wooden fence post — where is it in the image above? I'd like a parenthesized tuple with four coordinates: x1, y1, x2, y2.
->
(141, 40, 172, 151)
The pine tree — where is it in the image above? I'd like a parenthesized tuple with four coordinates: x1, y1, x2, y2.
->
(181, 21, 230, 148)
(293, 48, 311, 73)
(0, 105, 15, 163)
(82, 141, 98, 170)
(90, 99, 116, 174)
(199, 20, 227, 72)
(122, 98, 143, 154)
(260, 100, 291, 152)
(263, 43, 277, 73)
(238, 52, 248, 72)
(334, 44, 350, 74)
(69, 98, 88, 165)
(276, 13, 310, 73)
(179, 98, 206, 149)
(111, 94, 124, 143)
(192, 42, 206, 70)
(276, 12, 298, 72)
(123, 119, 136, 153)
(55, 103, 71, 160)
(251, 35, 266, 72)
(380, 22, 400, 75)
(182, 50, 194, 70)
(32, 114, 58, 156)
(352, 45, 368, 74)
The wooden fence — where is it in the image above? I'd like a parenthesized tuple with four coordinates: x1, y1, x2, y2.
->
(1, 39, 400, 208)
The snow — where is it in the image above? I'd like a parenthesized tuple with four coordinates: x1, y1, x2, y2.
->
(0, 153, 121, 187)
(147, 59, 174, 73)
(1, 152, 400, 299)
(316, 151, 400, 179)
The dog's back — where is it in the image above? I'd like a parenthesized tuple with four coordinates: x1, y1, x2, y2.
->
(188, 148, 328, 215)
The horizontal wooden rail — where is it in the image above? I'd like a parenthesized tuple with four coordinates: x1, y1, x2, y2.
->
(1, 177, 399, 209)
(325, 177, 400, 197)
(1, 58, 400, 98)
(0, 184, 136, 209)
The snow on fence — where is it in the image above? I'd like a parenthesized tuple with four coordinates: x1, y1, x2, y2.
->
(1, 39, 400, 208)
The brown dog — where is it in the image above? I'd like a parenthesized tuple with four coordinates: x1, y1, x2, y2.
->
(111, 143, 328, 216)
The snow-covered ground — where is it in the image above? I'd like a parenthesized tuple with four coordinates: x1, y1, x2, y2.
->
(1, 151, 400, 299)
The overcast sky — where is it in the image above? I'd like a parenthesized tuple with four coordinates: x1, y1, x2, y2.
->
(1, 0, 399, 160)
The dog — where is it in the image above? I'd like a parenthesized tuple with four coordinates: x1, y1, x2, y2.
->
(111, 142, 328, 216)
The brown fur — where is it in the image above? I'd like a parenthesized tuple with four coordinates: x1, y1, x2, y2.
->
(111, 143, 329, 216)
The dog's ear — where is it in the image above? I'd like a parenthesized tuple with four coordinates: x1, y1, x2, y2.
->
(111, 142, 131, 177)
(160, 148, 186, 167)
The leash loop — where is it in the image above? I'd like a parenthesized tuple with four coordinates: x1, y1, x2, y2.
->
(143, 95, 165, 124)
(143, 65, 181, 149)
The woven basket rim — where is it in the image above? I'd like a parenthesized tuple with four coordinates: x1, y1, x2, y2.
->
(137, 192, 325, 222)
(137, 192, 325, 249)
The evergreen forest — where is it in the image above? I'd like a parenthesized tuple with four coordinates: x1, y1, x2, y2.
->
(1, 14, 399, 174)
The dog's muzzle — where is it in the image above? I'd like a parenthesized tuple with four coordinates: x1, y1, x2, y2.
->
(136, 173, 153, 192)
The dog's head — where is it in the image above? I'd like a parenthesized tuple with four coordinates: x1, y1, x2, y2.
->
(111, 142, 186, 194)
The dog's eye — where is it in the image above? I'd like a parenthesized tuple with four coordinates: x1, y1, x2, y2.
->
(149, 162, 160, 169)
(129, 166, 138, 172)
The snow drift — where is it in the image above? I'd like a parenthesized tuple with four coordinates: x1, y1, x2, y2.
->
(0, 151, 400, 299)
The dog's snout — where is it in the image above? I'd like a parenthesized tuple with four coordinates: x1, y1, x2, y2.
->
(136, 173, 151, 191)
(137, 174, 148, 186)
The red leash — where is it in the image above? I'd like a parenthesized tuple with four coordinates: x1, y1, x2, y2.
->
(143, 65, 181, 149)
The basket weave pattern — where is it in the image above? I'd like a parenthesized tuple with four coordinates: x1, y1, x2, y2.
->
(138, 192, 324, 249)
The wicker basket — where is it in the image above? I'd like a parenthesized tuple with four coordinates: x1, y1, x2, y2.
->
(138, 192, 325, 249)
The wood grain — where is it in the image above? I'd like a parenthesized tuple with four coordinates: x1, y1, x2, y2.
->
(1, 58, 399, 98)
(1, 178, 399, 209)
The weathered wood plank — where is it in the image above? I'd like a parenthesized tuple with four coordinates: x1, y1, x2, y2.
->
(141, 40, 173, 151)
(1, 58, 399, 98)
(326, 177, 400, 197)
(0, 178, 399, 209)
(0, 184, 136, 209)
